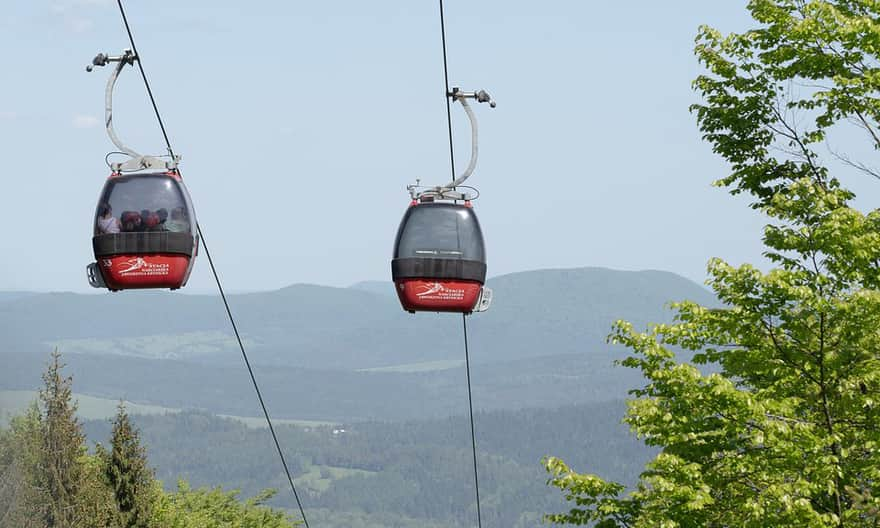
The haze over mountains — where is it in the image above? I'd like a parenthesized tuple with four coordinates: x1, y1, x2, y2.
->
(1, 267, 714, 422)
(1, 266, 716, 526)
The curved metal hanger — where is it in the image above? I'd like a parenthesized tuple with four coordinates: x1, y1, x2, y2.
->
(86, 49, 179, 173)
(409, 87, 495, 201)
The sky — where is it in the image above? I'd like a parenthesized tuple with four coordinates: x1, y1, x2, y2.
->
(3, 1, 880, 294)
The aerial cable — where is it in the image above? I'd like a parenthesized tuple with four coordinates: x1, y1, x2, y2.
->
(197, 229, 310, 528)
(439, 0, 457, 188)
(438, 1, 484, 526)
(462, 314, 483, 527)
(112, 1, 310, 526)
(115, 0, 174, 158)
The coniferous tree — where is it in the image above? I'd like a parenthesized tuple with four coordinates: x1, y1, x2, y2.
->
(105, 402, 154, 528)
(39, 349, 85, 528)
(2, 354, 301, 527)
(0, 416, 23, 523)
(0, 404, 47, 528)
(77, 444, 117, 528)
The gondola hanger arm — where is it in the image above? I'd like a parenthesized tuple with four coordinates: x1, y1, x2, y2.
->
(446, 88, 494, 188)
(410, 87, 495, 201)
(86, 49, 179, 173)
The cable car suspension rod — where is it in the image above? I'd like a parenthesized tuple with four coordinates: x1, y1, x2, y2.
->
(447, 88, 494, 190)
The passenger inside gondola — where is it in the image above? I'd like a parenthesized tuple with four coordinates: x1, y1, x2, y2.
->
(96, 203, 121, 234)
(164, 207, 189, 232)
(141, 209, 160, 229)
(120, 211, 141, 232)
(96, 174, 194, 235)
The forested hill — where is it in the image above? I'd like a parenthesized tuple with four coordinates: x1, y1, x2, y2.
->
(82, 402, 651, 528)
(2, 267, 696, 524)
(0, 267, 714, 421)
(0, 267, 713, 368)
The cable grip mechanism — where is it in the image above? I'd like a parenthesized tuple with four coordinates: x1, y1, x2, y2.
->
(85, 48, 137, 72)
(449, 87, 496, 108)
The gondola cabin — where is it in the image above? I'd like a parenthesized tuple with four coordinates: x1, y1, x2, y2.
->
(392, 200, 487, 313)
(88, 171, 198, 291)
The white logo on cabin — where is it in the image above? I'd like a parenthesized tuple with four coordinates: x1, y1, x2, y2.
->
(117, 257, 170, 277)
(416, 282, 466, 301)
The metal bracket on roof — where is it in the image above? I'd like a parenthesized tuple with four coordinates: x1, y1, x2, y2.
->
(87, 49, 180, 173)
(109, 154, 180, 173)
(407, 182, 474, 201)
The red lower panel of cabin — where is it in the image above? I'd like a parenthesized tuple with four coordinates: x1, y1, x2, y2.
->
(99, 254, 191, 290)
(395, 279, 482, 313)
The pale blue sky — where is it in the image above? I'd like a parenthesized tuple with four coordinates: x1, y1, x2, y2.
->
(2, 1, 878, 293)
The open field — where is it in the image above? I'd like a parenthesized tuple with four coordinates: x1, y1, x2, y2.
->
(0, 390, 178, 426)
(0, 390, 336, 429)
(356, 359, 465, 373)
(294, 464, 376, 493)
(44, 331, 255, 361)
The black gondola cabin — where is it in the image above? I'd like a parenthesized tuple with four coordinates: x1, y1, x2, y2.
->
(392, 200, 487, 313)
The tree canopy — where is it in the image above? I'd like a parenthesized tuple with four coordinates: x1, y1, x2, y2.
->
(0, 352, 301, 528)
(546, 1, 880, 526)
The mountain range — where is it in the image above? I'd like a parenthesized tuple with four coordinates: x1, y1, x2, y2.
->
(1, 267, 715, 421)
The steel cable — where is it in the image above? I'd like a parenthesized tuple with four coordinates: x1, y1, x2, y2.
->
(462, 314, 483, 528)
(439, 0, 457, 188)
(438, 2, 484, 525)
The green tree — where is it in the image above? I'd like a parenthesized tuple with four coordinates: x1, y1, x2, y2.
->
(0, 425, 19, 522)
(1, 355, 304, 528)
(40, 349, 86, 528)
(152, 481, 302, 528)
(104, 402, 154, 528)
(0, 404, 48, 528)
(545, 1, 880, 526)
(79, 446, 119, 528)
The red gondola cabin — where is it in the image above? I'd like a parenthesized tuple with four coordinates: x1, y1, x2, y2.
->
(392, 200, 487, 313)
(88, 171, 198, 291)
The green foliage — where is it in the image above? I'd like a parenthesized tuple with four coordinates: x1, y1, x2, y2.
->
(546, 1, 880, 526)
(105, 403, 155, 528)
(77, 449, 119, 528)
(0, 404, 47, 527)
(39, 349, 87, 528)
(78, 402, 649, 528)
(544, 456, 632, 527)
(152, 481, 300, 528)
(0, 351, 301, 528)
(0, 353, 113, 527)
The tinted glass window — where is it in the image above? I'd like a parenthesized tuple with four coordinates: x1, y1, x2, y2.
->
(94, 174, 193, 235)
(395, 203, 485, 261)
